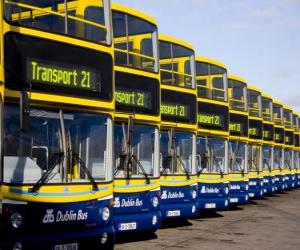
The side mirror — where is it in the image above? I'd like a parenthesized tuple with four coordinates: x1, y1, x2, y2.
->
(20, 91, 30, 132)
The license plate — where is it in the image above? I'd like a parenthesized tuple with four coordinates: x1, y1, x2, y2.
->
(230, 198, 238, 203)
(53, 243, 78, 250)
(167, 210, 181, 217)
(205, 203, 216, 209)
(249, 193, 254, 197)
(119, 222, 137, 231)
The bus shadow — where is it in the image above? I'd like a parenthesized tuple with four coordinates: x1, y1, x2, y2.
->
(195, 210, 224, 220)
(161, 219, 193, 229)
(115, 231, 158, 244)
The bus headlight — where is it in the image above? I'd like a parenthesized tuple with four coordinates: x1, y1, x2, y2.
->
(152, 215, 158, 225)
(224, 187, 229, 195)
(11, 212, 22, 229)
(152, 197, 159, 208)
(245, 185, 249, 191)
(101, 207, 110, 221)
(192, 190, 197, 199)
(12, 242, 22, 250)
(101, 232, 108, 244)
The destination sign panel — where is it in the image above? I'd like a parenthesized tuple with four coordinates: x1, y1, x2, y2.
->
(115, 72, 159, 115)
(263, 124, 274, 141)
(161, 89, 197, 124)
(5, 33, 113, 100)
(248, 119, 263, 139)
(285, 131, 294, 145)
(27, 59, 100, 92)
(295, 134, 300, 147)
(274, 128, 284, 144)
(229, 113, 248, 137)
(198, 102, 229, 131)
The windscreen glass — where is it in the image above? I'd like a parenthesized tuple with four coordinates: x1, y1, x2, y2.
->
(228, 141, 246, 173)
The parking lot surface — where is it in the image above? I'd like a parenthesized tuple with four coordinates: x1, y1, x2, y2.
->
(115, 190, 300, 250)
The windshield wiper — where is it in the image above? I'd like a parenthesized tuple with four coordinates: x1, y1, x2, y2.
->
(264, 159, 272, 173)
(29, 152, 64, 193)
(132, 155, 150, 184)
(285, 159, 292, 171)
(213, 156, 224, 178)
(177, 155, 190, 180)
(72, 153, 99, 191)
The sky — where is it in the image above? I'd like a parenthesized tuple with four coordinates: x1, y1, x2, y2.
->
(113, 0, 300, 112)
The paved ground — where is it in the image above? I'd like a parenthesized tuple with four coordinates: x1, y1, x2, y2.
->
(115, 189, 300, 250)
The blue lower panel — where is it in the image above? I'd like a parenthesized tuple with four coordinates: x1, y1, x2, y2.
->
(1, 225, 115, 250)
(161, 202, 199, 220)
(198, 196, 229, 211)
(114, 210, 161, 233)
(263, 184, 275, 195)
(229, 192, 249, 206)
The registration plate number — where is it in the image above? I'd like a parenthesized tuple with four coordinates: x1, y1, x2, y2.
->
(230, 198, 238, 203)
(167, 210, 181, 217)
(53, 243, 78, 250)
(249, 193, 254, 197)
(119, 222, 137, 231)
(205, 203, 216, 209)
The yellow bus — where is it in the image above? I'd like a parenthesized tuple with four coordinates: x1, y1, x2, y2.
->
(1, 0, 115, 249)
(159, 35, 199, 220)
(283, 106, 295, 190)
(294, 114, 300, 187)
(247, 86, 264, 199)
(273, 100, 286, 192)
(261, 93, 275, 195)
(196, 57, 230, 211)
(111, 4, 161, 233)
(228, 75, 249, 206)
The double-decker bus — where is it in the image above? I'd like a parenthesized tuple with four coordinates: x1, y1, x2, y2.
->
(227, 75, 249, 206)
(294, 114, 300, 187)
(261, 94, 275, 195)
(159, 35, 199, 220)
(283, 106, 295, 190)
(195, 57, 229, 211)
(247, 86, 264, 199)
(273, 101, 286, 192)
(0, 0, 115, 249)
(111, 4, 161, 233)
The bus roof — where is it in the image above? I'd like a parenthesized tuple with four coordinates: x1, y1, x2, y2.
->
(159, 34, 194, 51)
(283, 105, 293, 112)
(273, 100, 283, 106)
(228, 74, 247, 85)
(247, 85, 262, 93)
(195, 56, 227, 70)
(112, 3, 157, 26)
(261, 93, 273, 100)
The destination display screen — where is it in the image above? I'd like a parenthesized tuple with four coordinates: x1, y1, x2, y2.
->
(274, 128, 284, 144)
(248, 119, 263, 139)
(295, 134, 300, 147)
(198, 102, 229, 131)
(285, 131, 294, 146)
(229, 113, 248, 137)
(263, 123, 274, 141)
(115, 72, 159, 115)
(5, 33, 113, 100)
(161, 89, 197, 124)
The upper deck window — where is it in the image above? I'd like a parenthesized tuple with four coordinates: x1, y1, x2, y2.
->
(284, 109, 293, 129)
(273, 104, 283, 126)
(262, 97, 273, 122)
(293, 114, 299, 131)
(159, 41, 196, 89)
(112, 10, 158, 73)
(196, 62, 228, 102)
(248, 90, 261, 118)
(4, 0, 111, 45)
(228, 79, 246, 111)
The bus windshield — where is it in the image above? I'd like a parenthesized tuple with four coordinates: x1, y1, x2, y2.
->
(112, 10, 158, 72)
(262, 145, 272, 171)
(284, 149, 292, 170)
(273, 147, 283, 170)
(3, 104, 111, 184)
(197, 137, 227, 175)
(114, 123, 158, 178)
(160, 131, 194, 175)
(228, 141, 246, 174)
(247, 144, 261, 172)
(228, 79, 246, 111)
(4, 0, 110, 45)
(293, 151, 299, 170)
(159, 41, 195, 89)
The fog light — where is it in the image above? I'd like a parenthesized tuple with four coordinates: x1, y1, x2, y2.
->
(101, 207, 110, 221)
(260, 190, 263, 196)
(245, 195, 249, 201)
(152, 196, 159, 208)
(192, 190, 197, 199)
(225, 200, 228, 206)
(11, 213, 22, 229)
(224, 187, 229, 195)
(192, 205, 196, 213)
(101, 232, 108, 244)
(152, 215, 157, 225)
(13, 242, 22, 250)
(245, 185, 249, 191)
